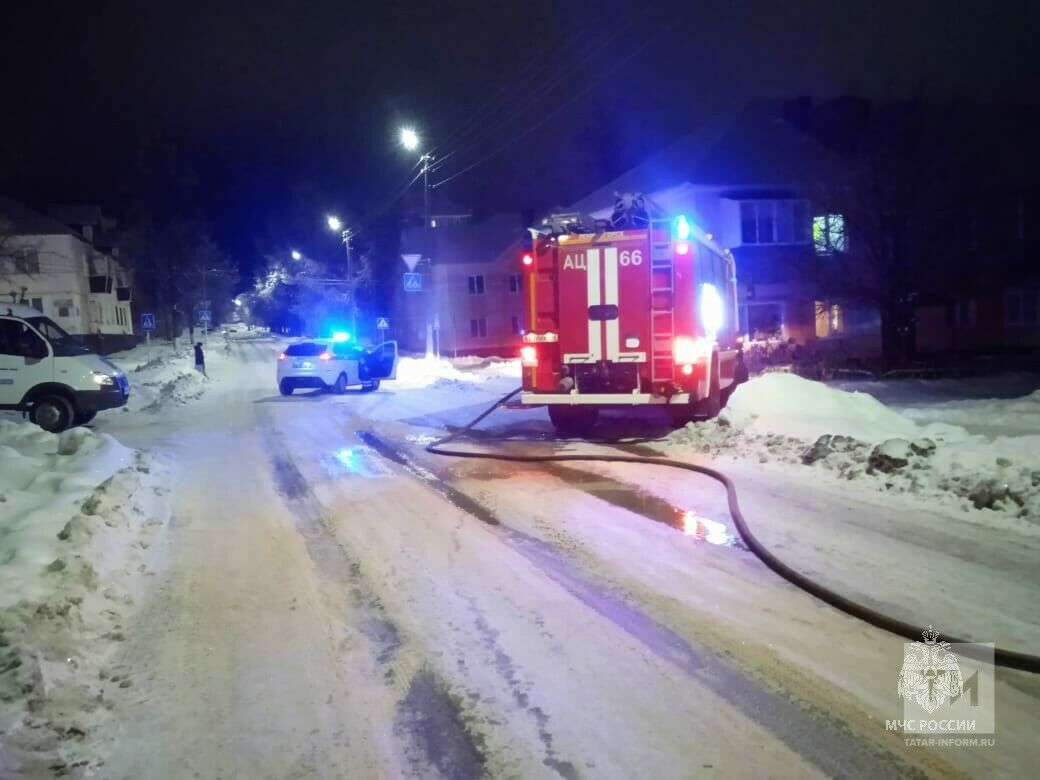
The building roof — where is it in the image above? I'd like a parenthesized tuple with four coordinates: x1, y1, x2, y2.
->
(47, 204, 111, 230)
(567, 101, 845, 216)
(0, 195, 80, 238)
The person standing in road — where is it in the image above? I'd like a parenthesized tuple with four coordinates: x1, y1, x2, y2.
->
(194, 341, 206, 377)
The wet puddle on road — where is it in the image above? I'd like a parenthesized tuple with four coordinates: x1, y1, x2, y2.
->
(460, 460, 743, 548)
(318, 445, 396, 478)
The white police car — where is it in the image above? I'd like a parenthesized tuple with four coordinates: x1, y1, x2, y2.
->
(277, 336, 397, 395)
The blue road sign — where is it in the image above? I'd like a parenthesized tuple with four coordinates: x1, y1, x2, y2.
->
(198, 310, 212, 324)
(140, 313, 155, 331)
(403, 272, 422, 292)
(376, 316, 390, 329)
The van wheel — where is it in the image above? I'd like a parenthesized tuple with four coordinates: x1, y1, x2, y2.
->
(333, 373, 348, 394)
(548, 406, 598, 437)
(279, 381, 294, 396)
(361, 379, 380, 392)
(31, 395, 74, 433)
(73, 410, 97, 426)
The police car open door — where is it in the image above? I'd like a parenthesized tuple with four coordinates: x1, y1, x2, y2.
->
(368, 340, 398, 381)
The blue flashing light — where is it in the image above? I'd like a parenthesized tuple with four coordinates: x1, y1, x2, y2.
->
(331, 331, 351, 343)
(674, 214, 692, 241)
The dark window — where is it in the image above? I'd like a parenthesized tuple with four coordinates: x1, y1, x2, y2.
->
(30, 298, 43, 312)
(508, 273, 522, 293)
(285, 342, 327, 357)
(89, 276, 112, 293)
(14, 250, 40, 274)
(1007, 292, 1022, 325)
(740, 203, 758, 244)
(758, 204, 774, 244)
(468, 275, 485, 294)
(469, 318, 487, 338)
(511, 316, 521, 334)
(741, 200, 810, 245)
(1024, 292, 1038, 324)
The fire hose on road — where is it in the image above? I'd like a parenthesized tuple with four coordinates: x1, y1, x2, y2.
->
(427, 387, 1040, 674)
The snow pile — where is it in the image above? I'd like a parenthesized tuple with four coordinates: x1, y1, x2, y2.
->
(901, 389, 1040, 434)
(391, 356, 521, 390)
(720, 373, 956, 443)
(670, 375, 1040, 524)
(115, 344, 207, 413)
(0, 420, 170, 775)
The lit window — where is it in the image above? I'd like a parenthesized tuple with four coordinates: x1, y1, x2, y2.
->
(813, 214, 847, 254)
(467, 275, 485, 295)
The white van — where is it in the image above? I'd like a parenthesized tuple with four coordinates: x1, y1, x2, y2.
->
(0, 304, 130, 432)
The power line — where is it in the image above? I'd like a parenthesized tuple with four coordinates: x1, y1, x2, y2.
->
(430, 5, 649, 179)
(432, 10, 684, 190)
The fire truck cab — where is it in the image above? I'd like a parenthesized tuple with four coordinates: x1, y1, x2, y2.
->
(519, 197, 747, 435)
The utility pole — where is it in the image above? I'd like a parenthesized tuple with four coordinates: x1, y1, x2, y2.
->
(342, 227, 356, 335)
(421, 152, 437, 357)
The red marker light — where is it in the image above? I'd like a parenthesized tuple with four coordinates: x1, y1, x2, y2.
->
(520, 345, 536, 362)
(522, 254, 534, 266)
(319, 351, 332, 361)
(278, 352, 286, 360)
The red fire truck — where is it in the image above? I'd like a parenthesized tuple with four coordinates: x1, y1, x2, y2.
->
(518, 199, 747, 435)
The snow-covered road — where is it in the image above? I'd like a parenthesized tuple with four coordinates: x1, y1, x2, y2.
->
(2, 337, 1038, 778)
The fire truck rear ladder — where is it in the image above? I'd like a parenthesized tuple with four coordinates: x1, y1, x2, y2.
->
(649, 218, 674, 385)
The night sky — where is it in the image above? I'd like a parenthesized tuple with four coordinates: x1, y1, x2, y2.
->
(3, 0, 1039, 274)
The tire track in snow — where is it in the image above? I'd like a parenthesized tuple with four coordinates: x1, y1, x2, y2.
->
(359, 430, 928, 780)
(264, 427, 491, 778)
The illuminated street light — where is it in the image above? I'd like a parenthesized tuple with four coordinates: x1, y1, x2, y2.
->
(327, 214, 342, 232)
(290, 249, 302, 260)
(400, 127, 419, 152)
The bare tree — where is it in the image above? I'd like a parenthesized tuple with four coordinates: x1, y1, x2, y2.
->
(808, 101, 966, 368)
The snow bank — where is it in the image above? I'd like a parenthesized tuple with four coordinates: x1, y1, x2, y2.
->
(118, 344, 207, 413)
(0, 420, 170, 775)
(720, 373, 934, 442)
(670, 375, 1040, 526)
(391, 356, 520, 390)
(901, 389, 1040, 435)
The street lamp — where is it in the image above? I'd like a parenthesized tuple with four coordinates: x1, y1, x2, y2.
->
(326, 214, 356, 332)
(400, 127, 419, 152)
(290, 249, 302, 261)
(399, 126, 437, 357)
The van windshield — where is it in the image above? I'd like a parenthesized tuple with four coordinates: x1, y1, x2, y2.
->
(26, 316, 92, 356)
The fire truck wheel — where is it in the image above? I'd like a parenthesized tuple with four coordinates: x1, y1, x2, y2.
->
(695, 359, 722, 419)
(668, 406, 694, 428)
(548, 406, 598, 437)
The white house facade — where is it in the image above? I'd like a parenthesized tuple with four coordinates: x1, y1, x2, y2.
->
(0, 197, 134, 353)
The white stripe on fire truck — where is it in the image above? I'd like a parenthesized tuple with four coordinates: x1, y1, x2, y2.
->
(603, 246, 619, 361)
(586, 247, 602, 359)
